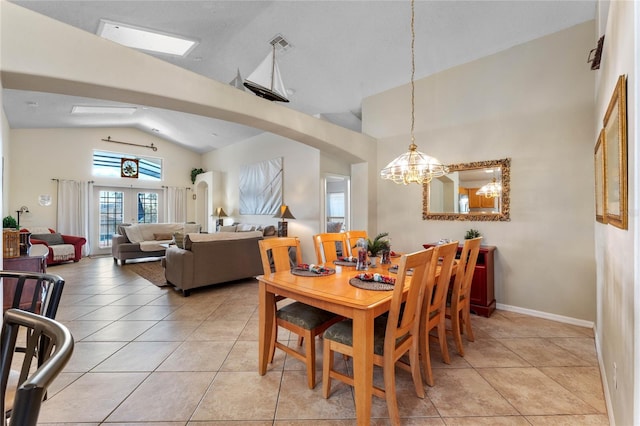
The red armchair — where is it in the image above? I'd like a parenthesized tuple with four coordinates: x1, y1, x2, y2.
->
(21, 228, 86, 265)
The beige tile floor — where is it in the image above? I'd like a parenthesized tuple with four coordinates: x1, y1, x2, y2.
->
(34, 256, 609, 425)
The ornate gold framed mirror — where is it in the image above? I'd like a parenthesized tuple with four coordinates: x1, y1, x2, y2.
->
(422, 158, 510, 221)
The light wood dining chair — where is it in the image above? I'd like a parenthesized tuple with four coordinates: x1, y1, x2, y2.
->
(258, 237, 341, 389)
(344, 230, 368, 257)
(446, 237, 482, 356)
(322, 248, 435, 425)
(420, 240, 458, 387)
(313, 232, 348, 264)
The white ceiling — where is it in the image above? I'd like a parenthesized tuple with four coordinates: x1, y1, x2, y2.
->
(3, 0, 596, 153)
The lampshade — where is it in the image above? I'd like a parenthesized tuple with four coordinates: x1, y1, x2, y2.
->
(380, 0, 448, 185)
(215, 207, 228, 217)
(476, 178, 502, 198)
(273, 205, 295, 220)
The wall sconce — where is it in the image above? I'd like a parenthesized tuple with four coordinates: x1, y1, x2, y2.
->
(16, 206, 29, 228)
(38, 194, 52, 206)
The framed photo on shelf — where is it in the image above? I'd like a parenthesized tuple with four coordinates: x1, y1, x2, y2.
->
(603, 75, 628, 230)
(594, 129, 606, 224)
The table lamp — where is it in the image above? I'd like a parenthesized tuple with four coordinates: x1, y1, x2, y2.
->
(215, 207, 227, 231)
(273, 205, 295, 237)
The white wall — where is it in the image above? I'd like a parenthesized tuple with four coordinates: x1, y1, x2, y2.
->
(364, 22, 596, 321)
(593, 1, 637, 425)
(202, 132, 320, 264)
(9, 128, 201, 229)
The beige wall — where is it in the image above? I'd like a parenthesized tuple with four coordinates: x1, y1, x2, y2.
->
(594, 1, 637, 424)
(364, 22, 596, 322)
(202, 133, 321, 264)
(9, 128, 200, 229)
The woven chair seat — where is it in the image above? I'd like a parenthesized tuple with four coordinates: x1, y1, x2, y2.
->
(276, 302, 337, 329)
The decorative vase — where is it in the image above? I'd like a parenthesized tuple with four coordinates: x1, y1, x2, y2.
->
(356, 238, 368, 271)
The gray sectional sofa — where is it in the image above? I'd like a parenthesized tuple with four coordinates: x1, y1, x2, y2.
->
(164, 231, 264, 296)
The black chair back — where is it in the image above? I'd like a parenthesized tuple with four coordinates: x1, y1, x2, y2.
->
(1, 309, 74, 426)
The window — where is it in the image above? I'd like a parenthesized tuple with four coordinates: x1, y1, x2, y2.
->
(98, 191, 123, 248)
(93, 150, 162, 180)
(327, 192, 345, 222)
(137, 192, 159, 223)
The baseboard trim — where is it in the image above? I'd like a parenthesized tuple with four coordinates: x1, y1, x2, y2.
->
(495, 303, 595, 329)
(593, 328, 615, 425)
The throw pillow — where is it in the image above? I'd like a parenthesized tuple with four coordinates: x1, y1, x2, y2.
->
(219, 225, 237, 232)
(173, 232, 185, 249)
(237, 224, 255, 232)
(31, 233, 65, 246)
(263, 225, 276, 236)
(154, 232, 173, 241)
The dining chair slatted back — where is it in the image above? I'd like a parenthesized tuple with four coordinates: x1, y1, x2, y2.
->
(344, 230, 367, 258)
(447, 237, 482, 356)
(322, 248, 435, 425)
(1, 271, 65, 321)
(258, 237, 302, 274)
(1, 309, 74, 426)
(313, 233, 348, 264)
(258, 238, 341, 389)
(420, 241, 458, 387)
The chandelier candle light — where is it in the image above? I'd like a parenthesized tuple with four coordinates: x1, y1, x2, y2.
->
(380, 0, 448, 185)
(476, 178, 502, 198)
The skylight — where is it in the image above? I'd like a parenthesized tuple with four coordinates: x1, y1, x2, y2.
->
(97, 19, 198, 57)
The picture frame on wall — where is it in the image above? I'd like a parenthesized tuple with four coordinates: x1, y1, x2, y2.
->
(603, 75, 628, 230)
(594, 129, 606, 224)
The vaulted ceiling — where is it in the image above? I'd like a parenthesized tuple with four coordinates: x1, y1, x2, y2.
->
(3, 0, 596, 153)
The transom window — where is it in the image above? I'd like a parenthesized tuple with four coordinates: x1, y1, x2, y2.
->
(93, 150, 162, 180)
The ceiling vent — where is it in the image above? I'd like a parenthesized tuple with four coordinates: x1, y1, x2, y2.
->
(269, 34, 291, 53)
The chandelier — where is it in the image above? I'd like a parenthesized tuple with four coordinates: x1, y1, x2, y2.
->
(380, 0, 448, 185)
(476, 178, 502, 198)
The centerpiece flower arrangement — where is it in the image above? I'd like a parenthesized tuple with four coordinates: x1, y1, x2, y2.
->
(366, 232, 390, 257)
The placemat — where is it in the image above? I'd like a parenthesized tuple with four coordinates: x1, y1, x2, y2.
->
(349, 277, 395, 291)
(388, 265, 413, 276)
(291, 267, 335, 277)
(333, 260, 371, 266)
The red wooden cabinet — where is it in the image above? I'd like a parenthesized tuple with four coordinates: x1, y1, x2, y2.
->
(422, 242, 496, 317)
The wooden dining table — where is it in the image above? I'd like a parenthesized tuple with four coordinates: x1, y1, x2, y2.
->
(257, 259, 412, 425)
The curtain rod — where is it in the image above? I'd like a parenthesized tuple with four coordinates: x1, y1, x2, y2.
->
(101, 136, 158, 152)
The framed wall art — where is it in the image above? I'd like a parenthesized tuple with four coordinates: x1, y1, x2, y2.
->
(594, 129, 606, 223)
(239, 157, 283, 215)
(603, 75, 628, 230)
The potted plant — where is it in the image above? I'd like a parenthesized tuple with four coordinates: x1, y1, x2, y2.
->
(465, 228, 482, 239)
(190, 168, 205, 184)
(3, 215, 17, 229)
(366, 232, 390, 257)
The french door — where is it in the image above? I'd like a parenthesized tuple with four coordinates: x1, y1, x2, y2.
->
(91, 186, 164, 255)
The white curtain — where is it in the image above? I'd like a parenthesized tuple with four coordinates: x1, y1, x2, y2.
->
(164, 186, 186, 223)
(56, 179, 90, 255)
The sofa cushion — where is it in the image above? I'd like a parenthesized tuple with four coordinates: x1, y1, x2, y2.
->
(31, 233, 65, 246)
(154, 232, 173, 241)
(124, 225, 145, 243)
(184, 230, 262, 250)
(219, 225, 237, 232)
(26, 227, 52, 235)
(173, 232, 185, 249)
(237, 224, 255, 232)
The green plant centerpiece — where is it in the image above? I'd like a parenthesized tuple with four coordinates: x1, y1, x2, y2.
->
(465, 228, 482, 239)
(3, 215, 17, 229)
(190, 168, 205, 184)
(366, 232, 390, 257)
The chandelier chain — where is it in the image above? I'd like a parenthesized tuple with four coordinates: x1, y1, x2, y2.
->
(410, 0, 415, 146)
